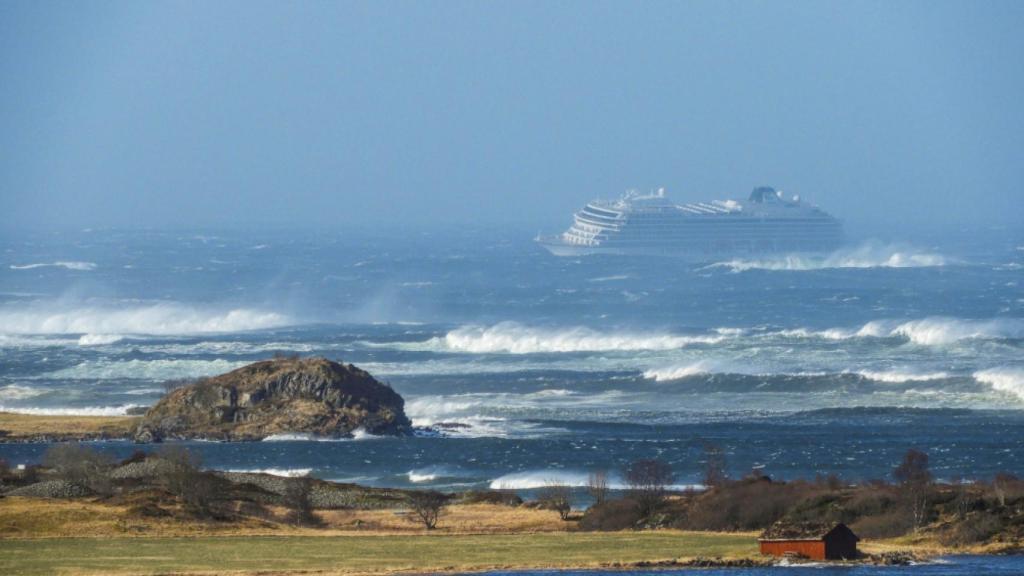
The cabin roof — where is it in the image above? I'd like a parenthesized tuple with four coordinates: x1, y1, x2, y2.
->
(758, 521, 859, 541)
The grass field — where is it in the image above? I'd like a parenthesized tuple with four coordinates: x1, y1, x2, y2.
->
(0, 412, 138, 441)
(0, 531, 759, 575)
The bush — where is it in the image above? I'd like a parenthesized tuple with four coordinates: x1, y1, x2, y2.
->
(851, 511, 914, 539)
(157, 446, 220, 518)
(940, 512, 1004, 547)
(579, 498, 643, 531)
(458, 490, 523, 506)
(536, 483, 572, 520)
(408, 491, 447, 530)
(283, 477, 322, 527)
(624, 459, 674, 519)
(41, 443, 116, 496)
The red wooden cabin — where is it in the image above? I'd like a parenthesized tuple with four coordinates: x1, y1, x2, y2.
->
(758, 522, 859, 560)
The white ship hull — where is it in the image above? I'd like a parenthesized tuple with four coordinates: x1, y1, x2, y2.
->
(538, 186, 844, 260)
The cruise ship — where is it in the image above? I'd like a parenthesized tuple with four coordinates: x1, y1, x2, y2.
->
(537, 186, 844, 259)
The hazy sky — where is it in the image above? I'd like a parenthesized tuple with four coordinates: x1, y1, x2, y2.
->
(2, 1, 1022, 232)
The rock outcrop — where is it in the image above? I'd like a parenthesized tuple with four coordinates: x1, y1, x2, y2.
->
(133, 357, 411, 442)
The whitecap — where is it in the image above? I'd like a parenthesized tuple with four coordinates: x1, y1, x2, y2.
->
(0, 404, 142, 416)
(423, 322, 724, 354)
(9, 261, 97, 271)
(77, 333, 124, 346)
(853, 370, 951, 383)
(0, 384, 47, 400)
(974, 367, 1024, 401)
(704, 242, 947, 273)
(0, 302, 291, 336)
(226, 468, 312, 477)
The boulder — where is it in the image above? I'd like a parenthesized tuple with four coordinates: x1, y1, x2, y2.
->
(133, 357, 411, 441)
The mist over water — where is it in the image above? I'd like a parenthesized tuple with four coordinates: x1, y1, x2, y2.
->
(0, 226, 1022, 489)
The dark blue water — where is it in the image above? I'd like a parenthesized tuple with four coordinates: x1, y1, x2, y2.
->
(1, 227, 1022, 489)
(472, 556, 1024, 575)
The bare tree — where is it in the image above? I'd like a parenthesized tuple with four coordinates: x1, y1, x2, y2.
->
(41, 443, 115, 495)
(408, 491, 447, 530)
(992, 472, 1016, 507)
(283, 476, 321, 527)
(624, 458, 674, 518)
(158, 446, 219, 518)
(587, 470, 609, 505)
(701, 442, 728, 488)
(893, 449, 931, 532)
(537, 482, 573, 520)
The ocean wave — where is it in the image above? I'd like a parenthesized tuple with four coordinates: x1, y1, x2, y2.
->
(489, 470, 702, 491)
(0, 404, 141, 416)
(424, 322, 724, 354)
(643, 361, 716, 381)
(974, 367, 1024, 401)
(775, 317, 1024, 346)
(853, 370, 951, 383)
(0, 302, 291, 336)
(705, 243, 947, 272)
(0, 384, 47, 400)
(226, 468, 312, 477)
(77, 333, 124, 346)
(406, 466, 463, 483)
(9, 261, 97, 271)
(44, 358, 249, 380)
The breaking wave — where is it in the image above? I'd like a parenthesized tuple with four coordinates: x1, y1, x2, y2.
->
(0, 384, 47, 400)
(643, 361, 717, 381)
(426, 322, 724, 354)
(0, 302, 291, 336)
(777, 317, 1024, 346)
(44, 358, 249, 380)
(226, 468, 312, 477)
(9, 261, 97, 271)
(489, 470, 703, 491)
(853, 370, 951, 383)
(705, 243, 947, 272)
(0, 404, 142, 416)
(974, 367, 1024, 401)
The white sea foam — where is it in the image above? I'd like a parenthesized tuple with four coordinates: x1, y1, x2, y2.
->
(427, 322, 723, 354)
(0, 302, 291, 336)
(77, 333, 124, 346)
(705, 243, 947, 273)
(643, 361, 715, 381)
(489, 470, 703, 491)
(774, 317, 1024, 346)
(0, 404, 141, 416)
(9, 261, 97, 271)
(0, 384, 47, 400)
(853, 370, 951, 383)
(262, 433, 355, 442)
(226, 468, 312, 477)
(44, 358, 249, 380)
(974, 367, 1024, 401)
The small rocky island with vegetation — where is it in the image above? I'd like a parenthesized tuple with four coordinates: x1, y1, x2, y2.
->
(135, 357, 412, 442)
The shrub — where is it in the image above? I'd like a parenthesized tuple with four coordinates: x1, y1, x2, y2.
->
(587, 470, 609, 505)
(157, 446, 220, 518)
(458, 490, 522, 506)
(624, 459, 674, 519)
(408, 491, 447, 530)
(536, 483, 572, 520)
(579, 498, 643, 531)
(41, 443, 116, 496)
(283, 477, 322, 527)
(851, 511, 914, 539)
(940, 512, 1004, 547)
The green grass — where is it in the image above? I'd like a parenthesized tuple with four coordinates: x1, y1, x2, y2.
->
(0, 532, 758, 575)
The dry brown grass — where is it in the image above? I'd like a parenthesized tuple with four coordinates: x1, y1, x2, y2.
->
(0, 497, 569, 538)
(0, 412, 139, 441)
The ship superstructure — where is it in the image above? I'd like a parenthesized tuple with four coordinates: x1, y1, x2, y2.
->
(537, 186, 843, 258)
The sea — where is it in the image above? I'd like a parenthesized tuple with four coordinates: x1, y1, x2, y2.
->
(1, 226, 1022, 493)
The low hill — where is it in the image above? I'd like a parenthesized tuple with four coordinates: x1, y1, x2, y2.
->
(133, 357, 411, 441)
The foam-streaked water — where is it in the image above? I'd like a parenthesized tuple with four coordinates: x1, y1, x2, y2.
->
(1, 227, 1022, 488)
